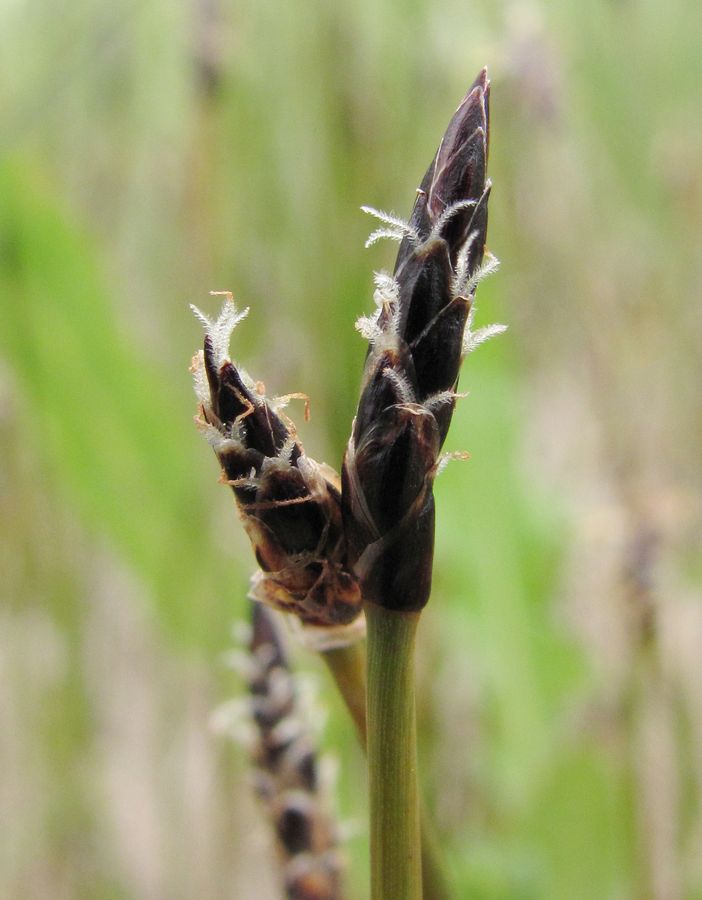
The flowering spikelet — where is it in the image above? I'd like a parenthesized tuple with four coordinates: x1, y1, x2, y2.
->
(191, 294, 361, 629)
(246, 603, 344, 900)
(343, 68, 504, 612)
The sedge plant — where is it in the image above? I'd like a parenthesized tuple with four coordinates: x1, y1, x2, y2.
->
(343, 67, 501, 899)
(191, 66, 502, 900)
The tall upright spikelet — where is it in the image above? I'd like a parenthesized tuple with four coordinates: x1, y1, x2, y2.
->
(343, 68, 503, 899)
(343, 67, 502, 613)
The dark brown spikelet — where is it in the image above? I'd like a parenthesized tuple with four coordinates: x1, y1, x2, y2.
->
(191, 294, 361, 630)
(247, 603, 344, 900)
(343, 68, 502, 613)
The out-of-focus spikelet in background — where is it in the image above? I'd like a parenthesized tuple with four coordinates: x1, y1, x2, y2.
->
(0, 1, 700, 897)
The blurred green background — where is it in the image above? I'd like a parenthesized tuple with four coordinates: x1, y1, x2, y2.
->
(1, 0, 701, 897)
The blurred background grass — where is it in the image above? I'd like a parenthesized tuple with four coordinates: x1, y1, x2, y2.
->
(1, 0, 701, 897)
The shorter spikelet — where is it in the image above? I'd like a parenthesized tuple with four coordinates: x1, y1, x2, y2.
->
(191, 294, 362, 632)
(343, 68, 505, 613)
(247, 603, 345, 900)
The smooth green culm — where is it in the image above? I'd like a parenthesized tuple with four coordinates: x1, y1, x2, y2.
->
(366, 603, 422, 900)
(324, 639, 451, 900)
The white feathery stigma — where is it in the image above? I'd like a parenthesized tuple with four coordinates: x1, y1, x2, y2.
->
(278, 435, 298, 464)
(361, 205, 420, 248)
(462, 322, 508, 355)
(422, 389, 466, 413)
(465, 252, 501, 296)
(356, 271, 401, 343)
(191, 350, 210, 405)
(382, 367, 415, 404)
(190, 292, 250, 369)
(428, 197, 478, 244)
(355, 314, 382, 343)
(434, 450, 471, 477)
(373, 270, 399, 307)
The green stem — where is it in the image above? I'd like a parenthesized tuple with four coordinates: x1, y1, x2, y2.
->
(322, 635, 451, 900)
(366, 603, 422, 900)
(322, 641, 368, 744)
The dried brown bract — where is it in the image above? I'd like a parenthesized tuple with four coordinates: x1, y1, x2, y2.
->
(192, 295, 361, 630)
(343, 68, 504, 612)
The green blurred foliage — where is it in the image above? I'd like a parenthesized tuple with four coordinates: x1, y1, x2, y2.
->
(1, 0, 701, 897)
